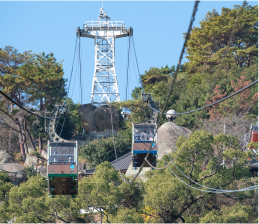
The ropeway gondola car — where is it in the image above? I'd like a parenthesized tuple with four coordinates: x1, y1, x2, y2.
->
(132, 93, 158, 169)
(47, 105, 78, 197)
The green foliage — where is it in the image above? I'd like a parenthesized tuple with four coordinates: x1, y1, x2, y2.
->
(80, 129, 131, 168)
(200, 202, 254, 223)
(247, 141, 258, 149)
(0, 173, 13, 202)
(19, 52, 66, 110)
(29, 151, 40, 158)
(79, 162, 144, 223)
(55, 98, 84, 140)
(185, 4, 258, 73)
(143, 130, 257, 223)
(109, 207, 144, 223)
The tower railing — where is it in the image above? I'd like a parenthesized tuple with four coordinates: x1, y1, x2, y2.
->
(84, 21, 126, 31)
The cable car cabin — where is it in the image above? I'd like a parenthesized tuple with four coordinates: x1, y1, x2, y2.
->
(132, 122, 157, 168)
(47, 141, 78, 197)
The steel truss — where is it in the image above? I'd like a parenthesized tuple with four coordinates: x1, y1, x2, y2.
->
(76, 7, 132, 105)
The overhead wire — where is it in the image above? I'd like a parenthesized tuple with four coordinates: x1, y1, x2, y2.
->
(139, 0, 258, 193)
(112, 0, 258, 192)
(79, 36, 83, 105)
(111, 0, 200, 184)
(0, 38, 79, 120)
(145, 80, 258, 116)
(0, 38, 80, 175)
(142, 104, 258, 193)
(126, 35, 131, 102)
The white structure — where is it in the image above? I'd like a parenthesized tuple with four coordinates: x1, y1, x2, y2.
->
(76, 7, 133, 105)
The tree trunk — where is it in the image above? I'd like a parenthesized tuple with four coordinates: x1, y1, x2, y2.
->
(24, 114, 36, 153)
(26, 125, 36, 152)
(39, 137, 42, 153)
(16, 118, 26, 160)
(247, 53, 250, 67)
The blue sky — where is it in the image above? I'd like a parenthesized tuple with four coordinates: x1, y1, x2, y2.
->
(1, 1, 257, 105)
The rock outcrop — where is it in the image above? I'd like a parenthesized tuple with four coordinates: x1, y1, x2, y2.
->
(24, 155, 38, 168)
(0, 163, 25, 185)
(0, 150, 12, 164)
(157, 122, 192, 159)
(78, 104, 122, 134)
(39, 166, 47, 178)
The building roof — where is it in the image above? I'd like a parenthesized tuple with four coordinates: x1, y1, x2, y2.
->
(83, 152, 132, 175)
(110, 152, 132, 171)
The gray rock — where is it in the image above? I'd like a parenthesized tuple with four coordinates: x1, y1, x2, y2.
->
(78, 162, 85, 173)
(24, 155, 38, 168)
(78, 104, 122, 134)
(157, 122, 192, 159)
(125, 163, 151, 181)
(41, 150, 48, 160)
(39, 166, 47, 178)
(0, 150, 11, 164)
(0, 163, 25, 185)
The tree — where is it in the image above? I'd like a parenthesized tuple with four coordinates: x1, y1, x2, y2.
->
(185, 4, 258, 73)
(207, 75, 258, 120)
(0, 46, 33, 111)
(78, 161, 145, 223)
(55, 98, 84, 140)
(80, 129, 131, 168)
(143, 130, 257, 223)
(19, 52, 66, 111)
(0, 175, 84, 223)
(0, 47, 67, 158)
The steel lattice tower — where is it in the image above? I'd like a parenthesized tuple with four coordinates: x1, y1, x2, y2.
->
(76, 8, 133, 105)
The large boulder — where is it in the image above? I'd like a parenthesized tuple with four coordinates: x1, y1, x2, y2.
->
(0, 150, 12, 164)
(78, 104, 122, 134)
(39, 166, 47, 178)
(24, 155, 38, 168)
(0, 163, 25, 185)
(157, 122, 192, 159)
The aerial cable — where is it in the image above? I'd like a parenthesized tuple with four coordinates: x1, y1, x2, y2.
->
(141, 77, 258, 193)
(131, 0, 200, 184)
(121, 0, 200, 184)
(132, 36, 144, 92)
(64, 37, 79, 105)
(145, 79, 258, 116)
(78, 36, 83, 105)
(0, 37, 79, 120)
(126, 35, 131, 102)
(140, 0, 249, 173)
(161, 156, 257, 193)
(143, 106, 258, 193)
(111, 0, 200, 184)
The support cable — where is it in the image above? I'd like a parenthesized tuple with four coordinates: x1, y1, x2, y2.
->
(126, 36, 131, 102)
(139, 0, 249, 173)
(145, 80, 258, 116)
(111, 0, 200, 183)
(79, 36, 83, 105)
(128, 0, 257, 192)
(0, 37, 78, 120)
(0, 38, 79, 175)
(142, 106, 258, 193)
(130, 0, 200, 183)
